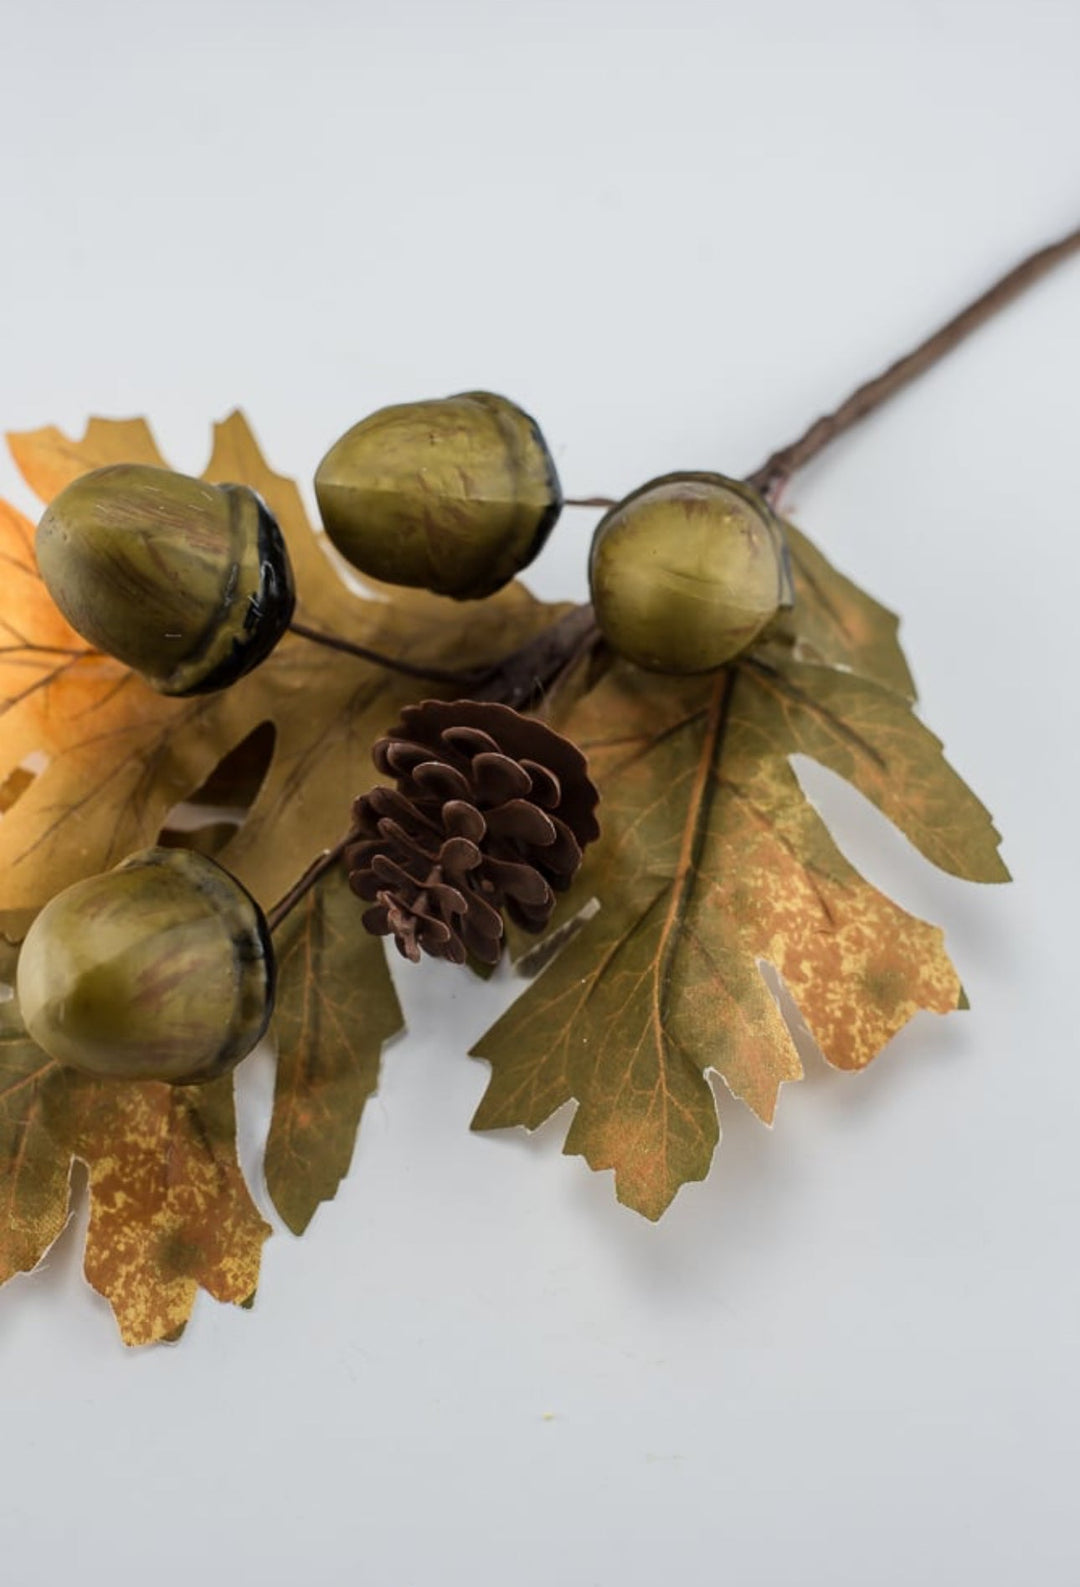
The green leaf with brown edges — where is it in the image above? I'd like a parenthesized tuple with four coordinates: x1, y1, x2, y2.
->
(783, 520, 917, 700)
(740, 655, 1008, 881)
(472, 610, 1007, 1219)
(267, 865, 403, 1234)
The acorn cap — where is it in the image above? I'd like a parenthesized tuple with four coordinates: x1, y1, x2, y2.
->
(588, 471, 792, 674)
(314, 391, 562, 600)
(36, 463, 296, 695)
(15, 847, 275, 1084)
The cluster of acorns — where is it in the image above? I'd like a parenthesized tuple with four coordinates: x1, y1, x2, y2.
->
(14, 391, 793, 1087)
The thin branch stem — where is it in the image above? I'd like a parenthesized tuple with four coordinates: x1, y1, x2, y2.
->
(469, 603, 600, 710)
(267, 828, 359, 932)
(289, 620, 485, 687)
(563, 495, 617, 509)
(744, 220, 1080, 498)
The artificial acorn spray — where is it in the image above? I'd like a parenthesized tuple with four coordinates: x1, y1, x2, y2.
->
(4, 219, 1076, 1344)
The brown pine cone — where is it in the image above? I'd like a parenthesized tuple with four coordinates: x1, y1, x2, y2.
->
(347, 699, 600, 966)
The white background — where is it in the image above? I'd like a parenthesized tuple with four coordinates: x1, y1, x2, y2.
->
(1, 1, 1078, 1582)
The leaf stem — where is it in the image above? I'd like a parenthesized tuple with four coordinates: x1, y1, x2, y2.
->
(744, 219, 1080, 499)
(288, 620, 486, 687)
(267, 829, 360, 932)
(469, 603, 601, 710)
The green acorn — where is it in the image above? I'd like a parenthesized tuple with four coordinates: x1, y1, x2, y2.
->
(36, 463, 296, 695)
(588, 472, 793, 674)
(16, 848, 275, 1085)
(314, 391, 562, 599)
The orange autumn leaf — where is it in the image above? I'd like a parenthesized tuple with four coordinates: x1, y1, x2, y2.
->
(73, 1076, 271, 1346)
(0, 411, 564, 1338)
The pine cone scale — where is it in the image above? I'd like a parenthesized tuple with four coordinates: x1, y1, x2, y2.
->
(470, 752, 533, 804)
(535, 817, 583, 877)
(413, 761, 472, 801)
(519, 760, 561, 807)
(484, 799, 557, 846)
(480, 854, 555, 905)
(442, 800, 486, 842)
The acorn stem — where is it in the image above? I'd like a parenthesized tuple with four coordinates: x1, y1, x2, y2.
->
(563, 495, 618, 509)
(744, 219, 1080, 499)
(288, 620, 486, 687)
(266, 828, 361, 931)
(469, 604, 601, 711)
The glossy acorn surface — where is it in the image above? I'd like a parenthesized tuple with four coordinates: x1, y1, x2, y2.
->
(36, 464, 296, 695)
(314, 390, 562, 599)
(588, 472, 792, 674)
(16, 847, 275, 1085)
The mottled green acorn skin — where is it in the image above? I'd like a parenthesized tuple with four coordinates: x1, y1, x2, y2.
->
(314, 390, 562, 599)
(16, 848, 275, 1085)
(36, 464, 296, 696)
(588, 472, 792, 674)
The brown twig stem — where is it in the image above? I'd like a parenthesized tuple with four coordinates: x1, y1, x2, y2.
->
(744, 220, 1080, 499)
(267, 829, 359, 932)
(289, 620, 485, 687)
(470, 604, 601, 710)
(563, 495, 617, 509)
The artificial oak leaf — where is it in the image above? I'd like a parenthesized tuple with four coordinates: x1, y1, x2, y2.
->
(783, 521, 916, 700)
(472, 629, 1005, 1219)
(0, 413, 568, 912)
(8, 416, 168, 494)
(0, 925, 268, 1344)
(0, 1050, 70, 1282)
(68, 1074, 271, 1347)
(0, 408, 568, 1336)
(267, 865, 403, 1234)
(739, 656, 1008, 882)
(0, 484, 245, 906)
(499, 519, 928, 971)
(0, 924, 72, 1281)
